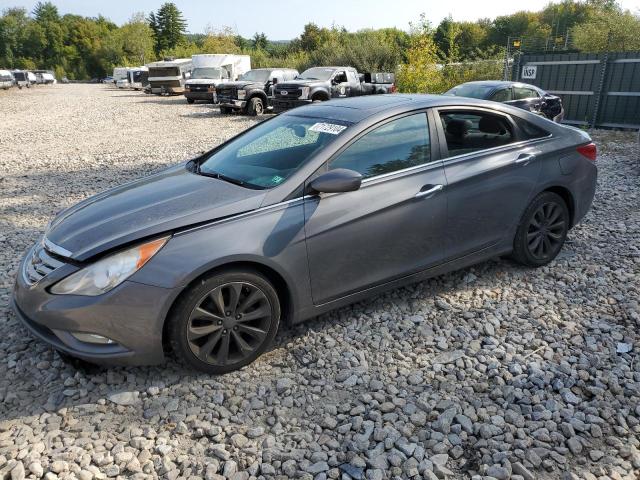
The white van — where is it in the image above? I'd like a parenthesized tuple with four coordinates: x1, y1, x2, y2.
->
(0, 70, 14, 89)
(112, 67, 128, 85)
(147, 58, 193, 95)
(184, 54, 251, 104)
(11, 70, 30, 89)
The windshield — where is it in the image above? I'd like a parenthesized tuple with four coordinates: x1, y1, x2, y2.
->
(198, 115, 351, 189)
(445, 84, 495, 99)
(239, 70, 271, 82)
(297, 67, 336, 81)
(192, 67, 224, 79)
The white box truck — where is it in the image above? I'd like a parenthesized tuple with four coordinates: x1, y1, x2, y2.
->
(112, 67, 128, 86)
(184, 54, 251, 104)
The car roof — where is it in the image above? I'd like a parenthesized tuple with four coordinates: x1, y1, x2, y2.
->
(458, 80, 542, 90)
(284, 94, 523, 123)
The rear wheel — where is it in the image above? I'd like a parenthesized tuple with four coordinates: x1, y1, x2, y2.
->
(247, 97, 264, 116)
(512, 191, 569, 267)
(168, 270, 281, 374)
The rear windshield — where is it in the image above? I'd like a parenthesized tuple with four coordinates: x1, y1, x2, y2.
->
(445, 84, 495, 99)
(13, 72, 25, 81)
(198, 115, 351, 189)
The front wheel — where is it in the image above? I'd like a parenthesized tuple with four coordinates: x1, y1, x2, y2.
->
(168, 270, 281, 374)
(247, 97, 264, 116)
(219, 106, 232, 114)
(186, 97, 195, 104)
(512, 191, 569, 267)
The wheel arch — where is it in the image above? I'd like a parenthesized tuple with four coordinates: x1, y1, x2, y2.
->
(161, 260, 295, 355)
(311, 89, 330, 101)
(247, 89, 268, 102)
(542, 185, 575, 227)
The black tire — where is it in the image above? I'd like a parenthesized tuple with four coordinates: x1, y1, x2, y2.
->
(220, 106, 232, 114)
(247, 97, 264, 116)
(512, 191, 569, 267)
(168, 270, 281, 374)
(187, 97, 195, 104)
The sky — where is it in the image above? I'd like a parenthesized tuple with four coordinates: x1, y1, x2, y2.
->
(1, 0, 639, 39)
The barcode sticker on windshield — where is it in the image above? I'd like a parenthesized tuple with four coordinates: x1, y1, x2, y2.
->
(309, 122, 347, 135)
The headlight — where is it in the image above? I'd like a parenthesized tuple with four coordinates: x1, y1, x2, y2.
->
(299, 87, 310, 100)
(237, 90, 246, 99)
(50, 237, 169, 296)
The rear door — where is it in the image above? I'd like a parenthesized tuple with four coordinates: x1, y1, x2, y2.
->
(304, 111, 447, 304)
(435, 107, 542, 260)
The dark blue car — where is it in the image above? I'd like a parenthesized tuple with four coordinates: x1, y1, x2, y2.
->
(446, 81, 564, 123)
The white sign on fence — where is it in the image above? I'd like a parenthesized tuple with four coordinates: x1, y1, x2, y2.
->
(522, 65, 537, 79)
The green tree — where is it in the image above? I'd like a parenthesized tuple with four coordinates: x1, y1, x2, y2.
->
(148, 2, 187, 55)
(32, 1, 59, 23)
(571, 8, 640, 51)
(396, 14, 444, 93)
(252, 32, 268, 50)
(201, 26, 240, 53)
(120, 13, 155, 64)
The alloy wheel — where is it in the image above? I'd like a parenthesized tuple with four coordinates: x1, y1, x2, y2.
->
(526, 201, 566, 260)
(186, 282, 272, 366)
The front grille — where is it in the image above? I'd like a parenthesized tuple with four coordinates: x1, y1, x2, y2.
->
(23, 243, 65, 285)
(217, 87, 236, 103)
(189, 84, 210, 92)
(274, 85, 301, 99)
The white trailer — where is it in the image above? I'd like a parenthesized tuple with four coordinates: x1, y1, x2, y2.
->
(0, 70, 14, 89)
(147, 58, 193, 95)
(184, 54, 251, 103)
(112, 67, 128, 85)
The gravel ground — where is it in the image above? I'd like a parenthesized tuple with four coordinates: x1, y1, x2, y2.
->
(0, 84, 639, 480)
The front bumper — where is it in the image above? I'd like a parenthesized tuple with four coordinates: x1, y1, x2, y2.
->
(272, 98, 312, 112)
(184, 91, 216, 102)
(151, 86, 185, 95)
(12, 247, 178, 366)
(218, 99, 247, 110)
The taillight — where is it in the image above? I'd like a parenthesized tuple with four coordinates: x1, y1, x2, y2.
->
(577, 142, 597, 161)
(390, 84, 397, 93)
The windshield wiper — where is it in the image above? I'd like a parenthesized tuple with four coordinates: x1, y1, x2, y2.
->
(195, 164, 245, 187)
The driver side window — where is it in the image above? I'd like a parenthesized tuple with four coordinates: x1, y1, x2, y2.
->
(491, 88, 513, 102)
(329, 113, 431, 179)
(333, 71, 347, 83)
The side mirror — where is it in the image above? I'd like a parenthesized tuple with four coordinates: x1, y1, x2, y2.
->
(272, 77, 278, 85)
(310, 169, 362, 194)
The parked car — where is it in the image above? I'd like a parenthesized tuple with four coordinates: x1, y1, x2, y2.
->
(112, 67, 128, 85)
(0, 69, 14, 89)
(11, 70, 31, 89)
(272, 66, 395, 112)
(33, 70, 56, 85)
(12, 95, 597, 373)
(102, 76, 113, 84)
(445, 81, 564, 122)
(217, 68, 299, 115)
(147, 58, 193, 95)
(184, 54, 251, 104)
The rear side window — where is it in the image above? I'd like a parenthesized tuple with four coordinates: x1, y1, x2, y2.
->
(513, 87, 539, 100)
(491, 88, 512, 102)
(513, 117, 549, 139)
(329, 113, 431, 178)
(440, 111, 515, 156)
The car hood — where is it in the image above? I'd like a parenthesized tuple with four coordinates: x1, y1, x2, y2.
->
(46, 163, 266, 261)
(220, 80, 264, 89)
(186, 78, 225, 85)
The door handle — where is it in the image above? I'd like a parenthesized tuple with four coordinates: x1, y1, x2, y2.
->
(415, 184, 444, 198)
(515, 153, 536, 165)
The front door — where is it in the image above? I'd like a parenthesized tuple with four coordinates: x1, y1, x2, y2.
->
(304, 112, 447, 304)
(330, 70, 350, 98)
(435, 108, 542, 260)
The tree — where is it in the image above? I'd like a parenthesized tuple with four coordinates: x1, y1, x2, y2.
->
(32, 1, 59, 23)
(571, 8, 640, 52)
(148, 2, 187, 55)
(120, 13, 155, 64)
(201, 26, 240, 53)
(252, 32, 268, 50)
(397, 14, 444, 93)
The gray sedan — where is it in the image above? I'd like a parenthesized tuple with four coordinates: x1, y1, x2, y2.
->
(12, 95, 597, 373)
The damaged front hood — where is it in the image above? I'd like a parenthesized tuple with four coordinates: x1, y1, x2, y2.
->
(46, 163, 266, 261)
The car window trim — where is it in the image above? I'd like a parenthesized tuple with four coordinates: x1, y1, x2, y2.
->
(433, 105, 533, 159)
